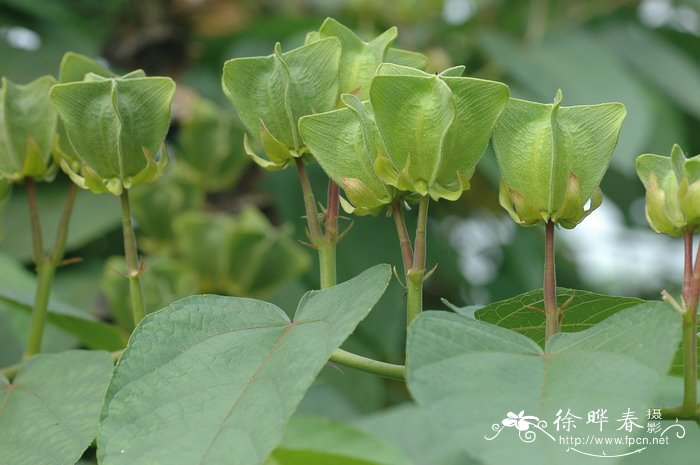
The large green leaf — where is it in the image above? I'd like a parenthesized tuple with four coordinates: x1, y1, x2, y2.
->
(407, 303, 681, 465)
(269, 416, 411, 465)
(97, 265, 391, 465)
(0, 350, 114, 465)
(354, 404, 480, 465)
(473, 287, 642, 346)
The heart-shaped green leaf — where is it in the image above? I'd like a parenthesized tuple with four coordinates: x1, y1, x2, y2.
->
(407, 303, 680, 465)
(97, 264, 391, 465)
(0, 350, 114, 465)
(473, 287, 643, 346)
(0, 76, 57, 181)
(50, 75, 175, 194)
(493, 90, 625, 228)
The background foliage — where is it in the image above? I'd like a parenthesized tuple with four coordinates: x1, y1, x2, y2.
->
(1, 0, 699, 463)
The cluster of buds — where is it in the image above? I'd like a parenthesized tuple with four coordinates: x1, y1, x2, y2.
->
(299, 64, 508, 213)
(222, 18, 426, 171)
(0, 52, 176, 197)
(637, 144, 700, 236)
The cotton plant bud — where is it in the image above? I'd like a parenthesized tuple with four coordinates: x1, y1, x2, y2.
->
(0, 76, 57, 182)
(369, 63, 509, 201)
(636, 144, 700, 236)
(493, 89, 626, 229)
(50, 72, 176, 195)
(222, 38, 341, 170)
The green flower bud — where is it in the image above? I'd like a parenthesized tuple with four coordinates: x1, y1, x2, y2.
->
(50, 72, 175, 195)
(636, 144, 700, 236)
(299, 94, 394, 216)
(222, 38, 341, 170)
(305, 18, 427, 101)
(0, 76, 57, 181)
(369, 63, 509, 201)
(493, 90, 626, 229)
(52, 52, 113, 173)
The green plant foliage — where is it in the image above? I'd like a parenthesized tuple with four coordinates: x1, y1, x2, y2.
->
(355, 404, 479, 465)
(370, 63, 509, 201)
(636, 144, 700, 236)
(97, 265, 391, 465)
(100, 255, 198, 331)
(174, 93, 249, 191)
(173, 207, 311, 297)
(267, 416, 411, 464)
(0, 350, 114, 465)
(0, 181, 120, 261)
(0, 76, 57, 181)
(406, 304, 680, 465)
(305, 17, 426, 101)
(130, 171, 204, 252)
(473, 287, 643, 346)
(0, 287, 127, 350)
(50, 73, 175, 195)
(222, 38, 341, 170)
(299, 94, 394, 215)
(493, 89, 626, 228)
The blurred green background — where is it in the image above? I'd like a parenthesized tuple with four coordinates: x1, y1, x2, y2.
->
(1, 1, 699, 461)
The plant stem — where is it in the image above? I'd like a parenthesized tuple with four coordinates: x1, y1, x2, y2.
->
(120, 189, 146, 326)
(295, 158, 324, 244)
(681, 229, 699, 414)
(544, 220, 561, 342)
(23, 182, 78, 359)
(406, 196, 429, 325)
(326, 180, 339, 243)
(318, 243, 336, 290)
(295, 158, 337, 288)
(329, 348, 405, 380)
(391, 199, 413, 274)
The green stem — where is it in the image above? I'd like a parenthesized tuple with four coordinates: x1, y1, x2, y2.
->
(295, 158, 337, 288)
(391, 199, 413, 274)
(295, 158, 324, 244)
(329, 349, 405, 380)
(544, 220, 560, 342)
(23, 182, 78, 359)
(120, 189, 146, 326)
(681, 230, 699, 413)
(407, 196, 429, 325)
(318, 243, 336, 290)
